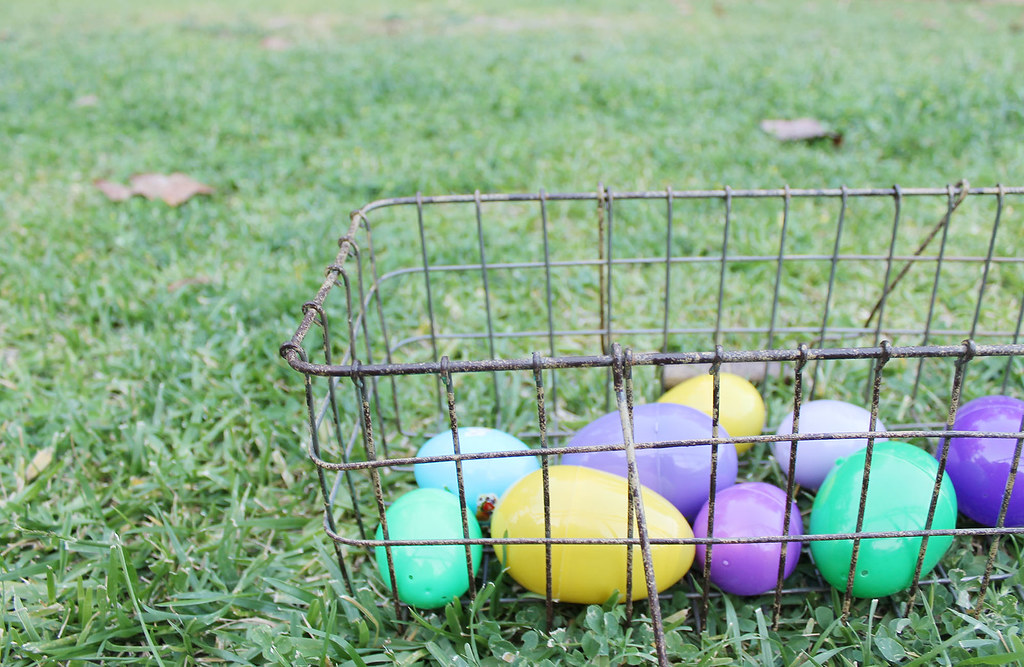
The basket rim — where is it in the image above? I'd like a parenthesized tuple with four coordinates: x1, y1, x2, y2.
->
(280, 184, 1024, 375)
(283, 340, 1024, 378)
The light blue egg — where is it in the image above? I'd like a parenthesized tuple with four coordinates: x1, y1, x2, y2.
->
(414, 427, 540, 516)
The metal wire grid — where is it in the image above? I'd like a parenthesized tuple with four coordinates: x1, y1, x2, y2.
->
(281, 185, 1024, 664)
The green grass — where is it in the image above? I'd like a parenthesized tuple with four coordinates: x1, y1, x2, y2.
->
(4, 0, 1024, 664)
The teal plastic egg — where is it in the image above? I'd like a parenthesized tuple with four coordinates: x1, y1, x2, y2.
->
(809, 441, 957, 598)
(414, 427, 539, 519)
(374, 488, 482, 608)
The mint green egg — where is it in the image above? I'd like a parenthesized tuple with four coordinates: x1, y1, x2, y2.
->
(375, 488, 482, 608)
(809, 441, 957, 598)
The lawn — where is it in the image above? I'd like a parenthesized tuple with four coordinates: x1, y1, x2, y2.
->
(3, 0, 1024, 664)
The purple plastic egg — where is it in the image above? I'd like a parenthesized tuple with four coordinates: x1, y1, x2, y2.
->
(944, 395, 1024, 527)
(561, 403, 738, 520)
(772, 399, 887, 491)
(693, 482, 803, 596)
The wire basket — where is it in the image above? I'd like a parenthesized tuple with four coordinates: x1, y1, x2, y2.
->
(280, 184, 1024, 662)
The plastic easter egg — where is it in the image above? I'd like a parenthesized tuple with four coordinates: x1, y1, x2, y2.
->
(561, 403, 738, 520)
(772, 399, 887, 490)
(374, 488, 482, 609)
(490, 466, 695, 604)
(658, 372, 766, 454)
(693, 482, 803, 596)
(809, 441, 957, 598)
(943, 395, 1024, 527)
(414, 427, 539, 520)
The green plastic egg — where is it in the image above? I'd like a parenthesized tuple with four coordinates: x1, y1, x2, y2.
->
(809, 441, 957, 598)
(374, 488, 482, 608)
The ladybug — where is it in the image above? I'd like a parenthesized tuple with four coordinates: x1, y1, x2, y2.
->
(475, 493, 499, 522)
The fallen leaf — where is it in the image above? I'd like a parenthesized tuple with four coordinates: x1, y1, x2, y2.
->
(95, 173, 214, 206)
(72, 94, 99, 108)
(760, 118, 843, 146)
(260, 36, 292, 51)
(760, 118, 829, 141)
(129, 173, 173, 201)
(384, 15, 403, 36)
(94, 179, 134, 201)
(129, 172, 214, 206)
(167, 276, 213, 292)
(25, 447, 55, 483)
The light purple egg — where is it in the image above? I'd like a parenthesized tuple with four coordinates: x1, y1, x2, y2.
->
(772, 399, 887, 491)
(561, 403, 738, 520)
(944, 395, 1024, 527)
(693, 482, 803, 596)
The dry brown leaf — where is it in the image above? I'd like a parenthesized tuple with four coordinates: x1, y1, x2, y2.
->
(129, 172, 214, 206)
(167, 276, 213, 292)
(94, 179, 134, 201)
(128, 173, 173, 201)
(73, 94, 99, 108)
(760, 118, 829, 141)
(95, 173, 214, 206)
(761, 118, 843, 146)
(161, 173, 214, 206)
(25, 447, 55, 483)
(260, 36, 292, 51)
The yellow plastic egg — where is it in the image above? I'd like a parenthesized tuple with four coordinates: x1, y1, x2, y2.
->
(490, 466, 694, 604)
(657, 372, 766, 454)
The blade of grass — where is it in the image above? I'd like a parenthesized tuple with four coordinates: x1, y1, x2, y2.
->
(863, 598, 877, 665)
(804, 646, 851, 665)
(336, 636, 369, 667)
(111, 534, 166, 667)
(722, 593, 744, 659)
(959, 652, 1024, 666)
(754, 607, 775, 666)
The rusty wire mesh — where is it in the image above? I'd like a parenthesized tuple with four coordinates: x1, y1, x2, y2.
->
(281, 184, 1024, 664)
